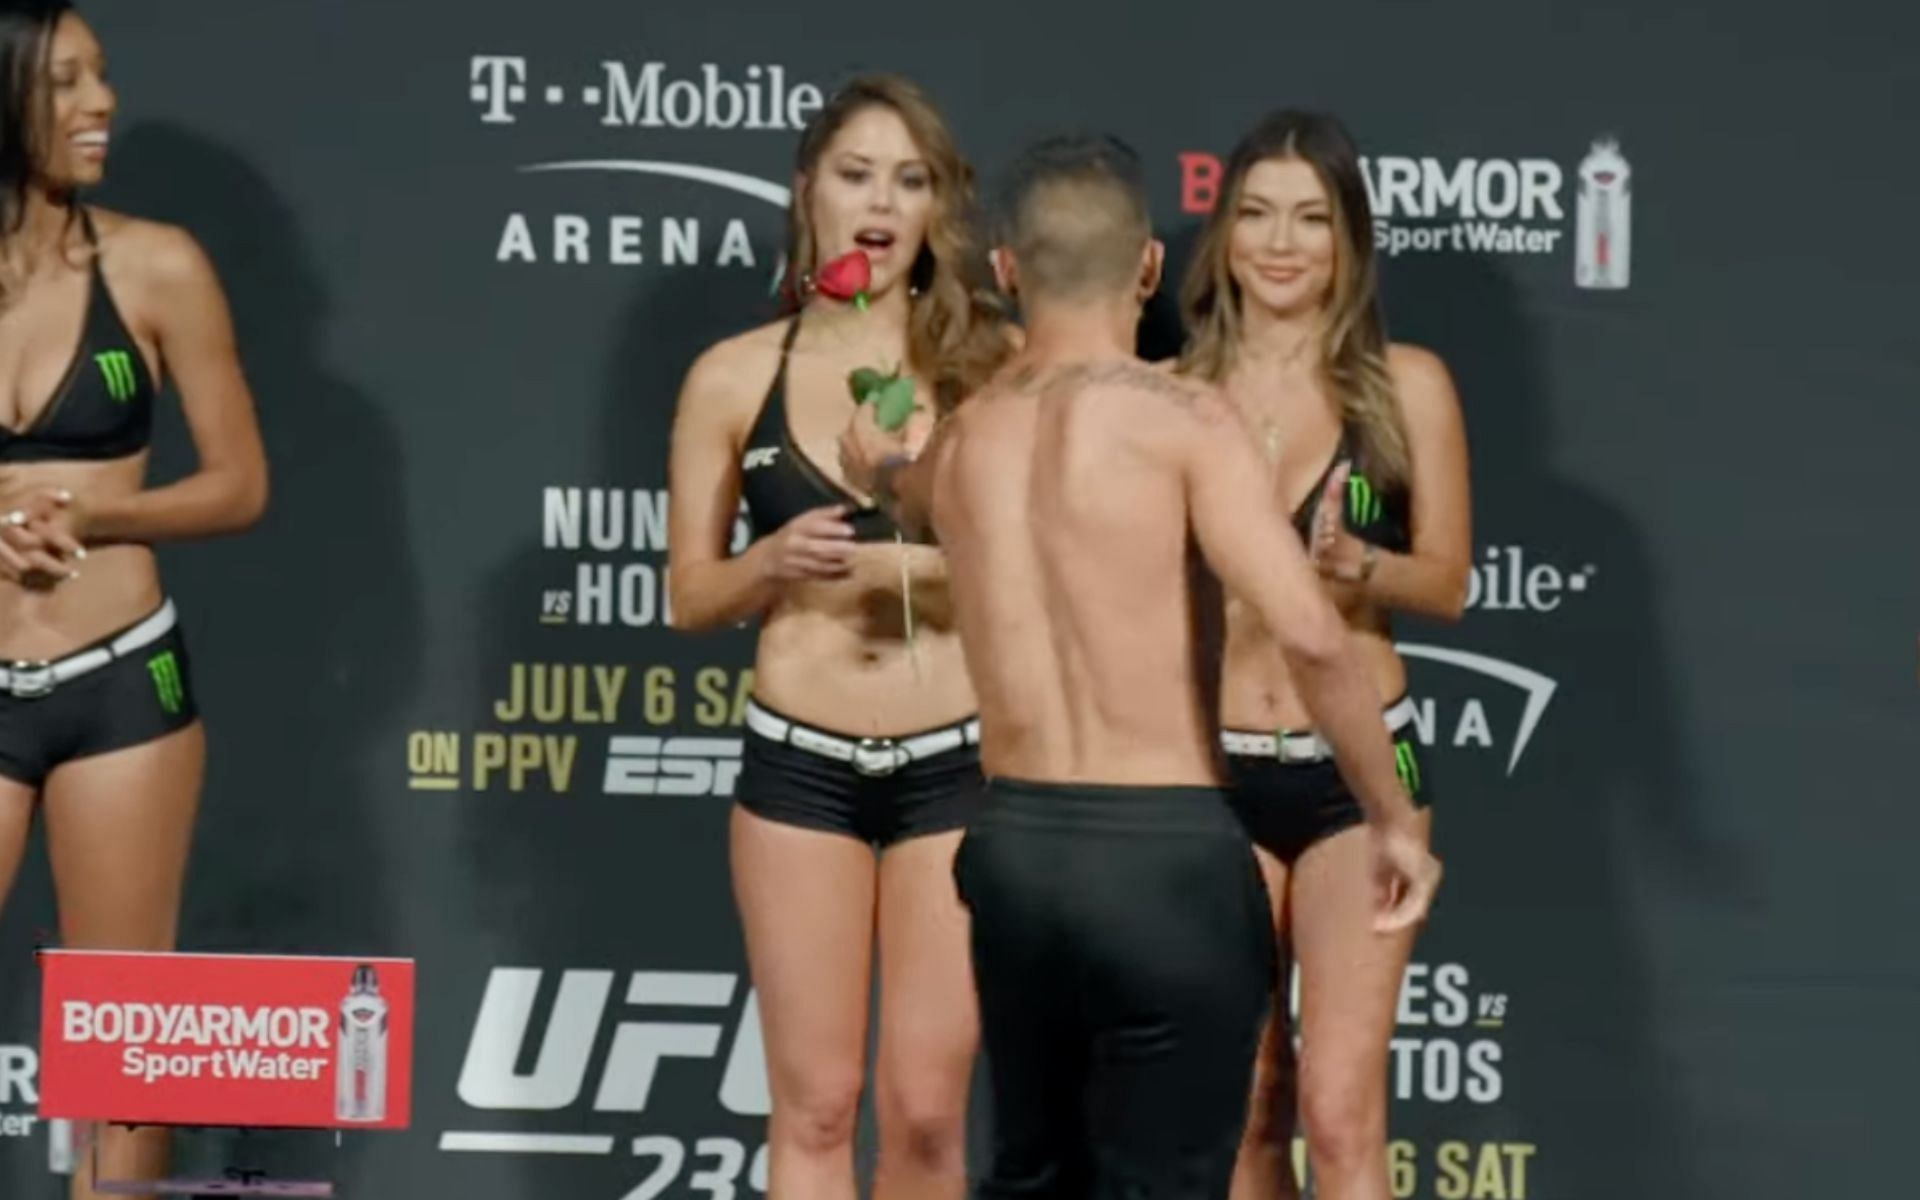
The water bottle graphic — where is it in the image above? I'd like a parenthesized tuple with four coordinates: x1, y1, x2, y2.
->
(334, 964, 388, 1122)
(1574, 138, 1631, 290)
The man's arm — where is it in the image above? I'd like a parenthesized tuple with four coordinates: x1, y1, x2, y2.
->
(840, 404, 951, 542)
(871, 453, 932, 540)
(1172, 386, 1419, 831)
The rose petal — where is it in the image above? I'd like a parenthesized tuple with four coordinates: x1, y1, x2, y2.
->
(816, 250, 873, 302)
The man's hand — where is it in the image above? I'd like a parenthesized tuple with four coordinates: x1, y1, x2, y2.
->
(838, 400, 916, 499)
(1370, 820, 1443, 934)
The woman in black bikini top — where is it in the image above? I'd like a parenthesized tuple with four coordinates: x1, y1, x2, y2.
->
(0, 6, 267, 1197)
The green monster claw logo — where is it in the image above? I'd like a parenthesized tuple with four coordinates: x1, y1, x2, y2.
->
(147, 650, 185, 715)
(1348, 472, 1383, 526)
(95, 350, 138, 403)
(1394, 739, 1422, 796)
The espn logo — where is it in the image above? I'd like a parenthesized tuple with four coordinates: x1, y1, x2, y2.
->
(603, 737, 742, 796)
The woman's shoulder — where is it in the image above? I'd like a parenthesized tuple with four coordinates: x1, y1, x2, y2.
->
(78, 209, 230, 333)
(688, 317, 795, 379)
(1385, 341, 1453, 388)
(85, 209, 204, 272)
(82, 208, 219, 292)
(1385, 341, 1461, 414)
(677, 317, 793, 413)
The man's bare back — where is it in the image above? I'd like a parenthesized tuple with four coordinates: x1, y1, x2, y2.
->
(849, 334, 1432, 895)
(926, 356, 1236, 785)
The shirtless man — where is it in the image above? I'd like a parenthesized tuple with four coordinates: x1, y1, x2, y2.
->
(840, 134, 1440, 1199)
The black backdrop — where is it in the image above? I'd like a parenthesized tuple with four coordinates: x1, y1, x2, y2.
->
(3, 1, 1916, 1196)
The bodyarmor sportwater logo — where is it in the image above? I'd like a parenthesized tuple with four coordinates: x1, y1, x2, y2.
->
(94, 350, 137, 403)
(146, 651, 184, 715)
(1177, 138, 1633, 289)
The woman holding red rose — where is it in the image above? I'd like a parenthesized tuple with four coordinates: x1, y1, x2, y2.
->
(666, 74, 1010, 1200)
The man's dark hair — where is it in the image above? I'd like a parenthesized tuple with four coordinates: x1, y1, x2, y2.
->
(994, 133, 1151, 300)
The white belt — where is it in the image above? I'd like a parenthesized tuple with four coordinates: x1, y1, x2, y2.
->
(745, 700, 979, 778)
(1221, 694, 1419, 764)
(0, 600, 179, 700)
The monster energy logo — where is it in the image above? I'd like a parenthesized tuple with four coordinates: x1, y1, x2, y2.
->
(1348, 472, 1383, 526)
(147, 651, 185, 715)
(1394, 739, 1422, 796)
(95, 350, 137, 403)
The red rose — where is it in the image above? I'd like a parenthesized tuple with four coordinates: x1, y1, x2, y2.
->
(815, 250, 872, 311)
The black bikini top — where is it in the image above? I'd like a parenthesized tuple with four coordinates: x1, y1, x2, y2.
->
(737, 317, 923, 545)
(1290, 427, 1413, 554)
(0, 208, 156, 465)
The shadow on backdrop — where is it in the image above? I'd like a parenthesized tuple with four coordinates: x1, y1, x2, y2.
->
(425, 246, 776, 1197)
(1382, 250, 1740, 1200)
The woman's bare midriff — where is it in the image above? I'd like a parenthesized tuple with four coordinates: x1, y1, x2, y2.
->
(0, 454, 161, 659)
(1219, 595, 1408, 733)
(750, 541, 977, 736)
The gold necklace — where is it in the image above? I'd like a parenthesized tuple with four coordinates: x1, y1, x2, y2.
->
(1259, 417, 1284, 466)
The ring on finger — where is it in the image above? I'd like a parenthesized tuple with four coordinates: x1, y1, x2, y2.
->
(2, 510, 24, 527)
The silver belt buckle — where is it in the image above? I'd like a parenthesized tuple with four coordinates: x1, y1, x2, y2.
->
(4, 660, 55, 700)
(1275, 731, 1317, 765)
(851, 737, 904, 778)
